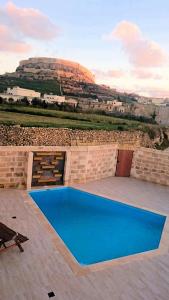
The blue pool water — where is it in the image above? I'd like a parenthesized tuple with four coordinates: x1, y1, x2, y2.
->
(29, 187, 166, 265)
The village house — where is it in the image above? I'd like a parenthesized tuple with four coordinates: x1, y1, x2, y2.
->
(0, 87, 78, 107)
(78, 99, 122, 112)
(6, 86, 41, 98)
(43, 94, 78, 107)
(43, 94, 66, 104)
(0, 86, 41, 102)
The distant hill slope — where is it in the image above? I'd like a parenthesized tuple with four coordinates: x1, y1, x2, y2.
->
(0, 75, 137, 103)
(0, 76, 61, 95)
(15, 57, 95, 84)
(1, 56, 138, 103)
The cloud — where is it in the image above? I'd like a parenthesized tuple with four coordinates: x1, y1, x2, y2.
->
(93, 69, 125, 79)
(135, 86, 169, 98)
(0, 1, 59, 53)
(131, 69, 162, 80)
(0, 25, 31, 53)
(5, 2, 59, 40)
(104, 21, 168, 68)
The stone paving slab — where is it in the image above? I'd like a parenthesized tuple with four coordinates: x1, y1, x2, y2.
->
(0, 177, 169, 300)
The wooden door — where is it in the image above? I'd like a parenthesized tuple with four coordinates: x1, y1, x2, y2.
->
(115, 150, 133, 177)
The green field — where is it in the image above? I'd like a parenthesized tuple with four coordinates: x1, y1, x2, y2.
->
(0, 104, 158, 135)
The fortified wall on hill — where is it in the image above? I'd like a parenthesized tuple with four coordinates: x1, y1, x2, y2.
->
(11, 57, 95, 84)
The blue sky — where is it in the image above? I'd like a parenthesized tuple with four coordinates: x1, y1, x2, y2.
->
(0, 0, 169, 96)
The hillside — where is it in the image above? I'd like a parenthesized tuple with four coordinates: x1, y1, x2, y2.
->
(0, 75, 137, 103)
(1, 57, 137, 102)
(15, 57, 95, 83)
(0, 76, 61, 95)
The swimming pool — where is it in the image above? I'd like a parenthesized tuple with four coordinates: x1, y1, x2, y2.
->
(29, 187, 166, 265)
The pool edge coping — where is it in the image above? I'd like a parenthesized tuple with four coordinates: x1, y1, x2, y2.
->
(23, 187, 169, 276)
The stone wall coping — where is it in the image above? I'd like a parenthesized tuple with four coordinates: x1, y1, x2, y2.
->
(0, 144, 118, 152)
(139, 147, 169, 155)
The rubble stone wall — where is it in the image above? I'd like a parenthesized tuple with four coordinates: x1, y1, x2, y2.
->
(0, 126, 153, 148)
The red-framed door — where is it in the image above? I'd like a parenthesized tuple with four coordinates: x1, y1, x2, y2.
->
(115, 150, 134, 177)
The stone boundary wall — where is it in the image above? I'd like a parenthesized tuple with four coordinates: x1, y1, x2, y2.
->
(68, 145, 117, 184)
(0, 126, 153, 148)
(131, 148, 169, 186)
(1, 145, 169, 189)
(0, 145, 118, 189)
(0, 151, 27, 189)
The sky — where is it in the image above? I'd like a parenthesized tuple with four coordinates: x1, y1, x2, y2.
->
(0, 0, 169, 97)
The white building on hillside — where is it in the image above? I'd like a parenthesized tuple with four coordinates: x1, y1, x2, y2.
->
(65, 98, 78, 107)
(112, 100, 123, 107)
(43, 94, 66, 104)
(7, 86, 41, 98)
(151, 98, 166, 106)
(43, 94, 78, 107)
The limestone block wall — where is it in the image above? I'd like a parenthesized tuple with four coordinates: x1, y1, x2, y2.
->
(1, 145, 169, 189)
(69, 145, 117, 184)
(131, 148, 169, 186)
(0, 145, 118, 189)
(0, 151, 27, 188)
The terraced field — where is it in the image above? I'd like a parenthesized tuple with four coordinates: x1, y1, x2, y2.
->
(0, 104, 157, 133)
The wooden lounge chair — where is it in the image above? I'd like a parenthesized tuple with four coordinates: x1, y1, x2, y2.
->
(0, 222, 29, 253)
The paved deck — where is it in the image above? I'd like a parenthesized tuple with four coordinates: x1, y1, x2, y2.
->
(1, 177, 169, 300)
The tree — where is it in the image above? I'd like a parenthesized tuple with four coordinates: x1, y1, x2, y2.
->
(20, 97, 30, 106)
(151, 111, 157, 121)
(31, 97, 43, 107)
(8, 97, 14, 103)
(0, 97, 4, 104)
(42, 100, 48, 109)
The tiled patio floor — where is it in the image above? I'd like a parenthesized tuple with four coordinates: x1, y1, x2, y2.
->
(1, 177, 169, 300)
